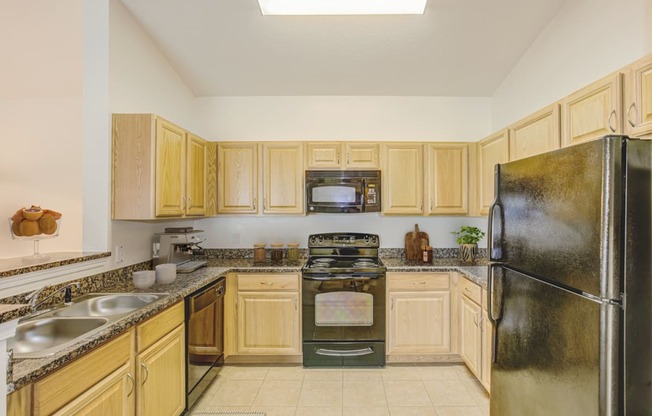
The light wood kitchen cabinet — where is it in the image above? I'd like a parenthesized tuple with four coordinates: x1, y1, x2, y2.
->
(262, 142, 304, 214)
(29, 331, 134, 416)
(425, 143, 469, 215)
(477, 130, 509, 216)
(387, 273, 451, 358)
(561, 72, 623, 147)
(112, 114, 213, 219)
(509, 103, 561, 161)
(306, 142, 379, 170)
(625, 54, 652, 138)
(234, 273, 301, 356)
(217, 142, 258, 214)
(381, 143, 424, 215)
(481, 293, 492, 392)
(205, 141, 218, 216)
(460, 290, 482, 379)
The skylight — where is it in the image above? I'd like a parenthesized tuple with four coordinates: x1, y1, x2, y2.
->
(257, 0, 427, 16)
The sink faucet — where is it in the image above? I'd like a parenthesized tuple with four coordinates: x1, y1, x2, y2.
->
(25, 282, 82, 312)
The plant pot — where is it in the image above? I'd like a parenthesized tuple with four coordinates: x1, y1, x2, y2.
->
(459, 243, 477, 263)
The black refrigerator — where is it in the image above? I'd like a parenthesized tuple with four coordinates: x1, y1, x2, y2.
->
(487, 136, 652, 415)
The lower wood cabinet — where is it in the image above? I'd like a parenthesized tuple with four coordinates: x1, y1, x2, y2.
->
(228, 273, 301, 357)
(8, 302, 185, 416)
(386, 272, 453, 360)
(459, 277, 492, 392)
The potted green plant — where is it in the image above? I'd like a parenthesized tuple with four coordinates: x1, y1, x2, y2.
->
(451, 226, 486, 263)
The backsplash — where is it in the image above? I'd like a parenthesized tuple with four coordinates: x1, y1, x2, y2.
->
(198, 247, 488, 260)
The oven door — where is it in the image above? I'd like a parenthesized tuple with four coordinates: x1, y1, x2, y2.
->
(302, 275, 386, 365)
(306, 179, 364, 213)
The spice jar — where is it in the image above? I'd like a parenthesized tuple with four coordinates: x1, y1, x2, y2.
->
(422, 246, 433, 264)
(254, 243, 267, 263)
(287, 243, 300, 262)
(270, 243, 284, 262)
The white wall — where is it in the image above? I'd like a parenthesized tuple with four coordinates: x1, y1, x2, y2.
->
(0, 0, 84, 259)
(491, 0, 652, 130)
(192, 96, 491, 142)
(107, 0, 201, 268)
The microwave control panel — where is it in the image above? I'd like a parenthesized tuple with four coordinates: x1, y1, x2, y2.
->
(365, 183, 378, 206)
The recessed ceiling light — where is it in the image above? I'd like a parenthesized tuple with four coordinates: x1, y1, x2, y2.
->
(257, 0, 427, 16)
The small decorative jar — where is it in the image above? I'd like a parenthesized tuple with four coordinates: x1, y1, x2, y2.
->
(270, 243, 284, 262)
(253, 243, 267, 263)
(422, 246, 433, 264)
(287, 243, 300, 262)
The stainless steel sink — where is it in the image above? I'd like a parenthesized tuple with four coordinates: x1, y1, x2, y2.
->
(8, 317, 109, 358)
(10, 292, 168, 358)
(54, 293, 167, 317)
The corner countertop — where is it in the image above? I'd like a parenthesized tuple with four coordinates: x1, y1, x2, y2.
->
(0, 252, 112, 279)
(7, 257, 486, 394)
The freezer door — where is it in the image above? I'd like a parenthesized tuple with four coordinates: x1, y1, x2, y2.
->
(490, 267, 619, 416)
(493, 136, 626, 298)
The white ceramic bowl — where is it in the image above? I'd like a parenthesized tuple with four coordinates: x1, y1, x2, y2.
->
(155, 263, 177, 285)
(132, 270, 155, 289)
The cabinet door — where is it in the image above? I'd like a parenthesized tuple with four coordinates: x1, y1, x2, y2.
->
(460, 295, 482, 379)
(509, 103, 561, 161)
(137, 325, 185, 416)
(53, 364, 134, 416)
(306, 142, 341, 169)
(205, 141, 218, 216)
(185, 133, 208, 216)
(477, 130, 509, 216)
(344, 142, 379, 169)
(561, 72, 623, 147)
(217, 142, 258, 213)
(263, 143, 304, 214)
(381, 143, 424, 215)
(481, 308, 492, 392)
(426, 143, 468, 215)
(237, 292, 300, 355)
(388, 291, 451, 355)
(625, 54, 652, 138)
(155, 118, 186, 217)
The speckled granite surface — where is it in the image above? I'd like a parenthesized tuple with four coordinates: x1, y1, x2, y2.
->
(0, 252, 111, 278)
(0, 305, 29, 323)
(6, 256, 487, 395)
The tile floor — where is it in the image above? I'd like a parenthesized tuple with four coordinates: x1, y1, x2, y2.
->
(190, 363, 490, 416)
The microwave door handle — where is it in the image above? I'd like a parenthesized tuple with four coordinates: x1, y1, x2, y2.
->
(361, 179, 366, 210)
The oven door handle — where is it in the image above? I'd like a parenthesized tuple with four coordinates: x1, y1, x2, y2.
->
(315, 347, 374, 357)
(304, 275, 372, 281)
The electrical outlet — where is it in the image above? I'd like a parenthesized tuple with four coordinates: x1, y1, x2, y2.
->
(115, 245, 125, 263)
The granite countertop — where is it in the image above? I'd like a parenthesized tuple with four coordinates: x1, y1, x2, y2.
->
(7, 257, 486, 394)
(0, 305, 29, 323)
(0, 252, 111, 279)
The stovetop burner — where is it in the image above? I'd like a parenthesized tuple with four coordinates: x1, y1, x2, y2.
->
(303, 233, 385, 277)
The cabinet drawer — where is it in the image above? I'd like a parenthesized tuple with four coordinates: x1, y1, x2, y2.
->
(460, 277, 482, 305)
(137, 301, 184, 353)
(388, 272, 450, 291)
(238, 273, 299, 291)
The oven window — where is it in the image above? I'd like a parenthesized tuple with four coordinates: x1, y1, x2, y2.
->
(312, 185, 358, 203)
(315, 292, 373, 326)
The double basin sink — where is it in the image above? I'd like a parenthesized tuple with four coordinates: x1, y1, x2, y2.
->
(8, 293, 167, 359)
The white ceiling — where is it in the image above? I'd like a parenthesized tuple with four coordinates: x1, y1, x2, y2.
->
(119, 0, 568, 97)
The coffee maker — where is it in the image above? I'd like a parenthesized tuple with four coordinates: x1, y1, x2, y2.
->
(153, 229, 207, 273)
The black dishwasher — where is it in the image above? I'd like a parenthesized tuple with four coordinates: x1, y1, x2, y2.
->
(185, 277, 225, 411)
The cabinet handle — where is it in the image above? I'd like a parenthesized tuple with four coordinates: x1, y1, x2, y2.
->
(264, 197, 267, 210)
(608, 110, 617, 132)
(261, 281, 275, 285)
(412, 281, 427, 285)
(627, 103, 637, 128)
(337, 152, 340, 165)
(141, 362, 149, 385)
(347, 153, 350, 165)
(187, 196, 192, 208)
(127, 372, 135, 396)
(294, 298, 298, 310)
(253, 198, 257, 210)
(391, 298, 394, 310)
(182, 196, 187, 210)
(473, 313, 479, 326)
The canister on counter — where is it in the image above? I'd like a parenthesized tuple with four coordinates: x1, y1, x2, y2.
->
(287, 243, 300, 262)
(422, 246, 433, 264)
(254, 243, 267, 263)
(270, 243, 284, 262)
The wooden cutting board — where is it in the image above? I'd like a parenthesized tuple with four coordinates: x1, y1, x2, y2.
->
(404, 224, 429, 261)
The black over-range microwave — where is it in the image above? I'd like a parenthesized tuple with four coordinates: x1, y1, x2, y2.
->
(305, 170, 381, 214)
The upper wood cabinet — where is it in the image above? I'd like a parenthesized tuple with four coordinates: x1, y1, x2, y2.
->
(561, 72, 623, 147)
(381, 143, 424, 215)
(509, 104, 561, 161)
(477, 130, 509, 216)
(262, 142, 304, 214)
(217, 142, 258, 214)
(112, 114, 213, 220)
(425, 143, 469, 215)
(625, 54, 652, 138)
(306, 142, 379, 170)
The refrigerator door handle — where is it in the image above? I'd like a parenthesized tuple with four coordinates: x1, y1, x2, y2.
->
(488, 164, 504, 261)
(487, 263, 503, 364)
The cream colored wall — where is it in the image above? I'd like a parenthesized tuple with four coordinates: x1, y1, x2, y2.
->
(192, 96, 491, 141)
(0, 0, 84, 259)
(491, 0, 652, 130)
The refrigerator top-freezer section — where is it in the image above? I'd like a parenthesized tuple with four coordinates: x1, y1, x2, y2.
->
(490, 136, 633, 299)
